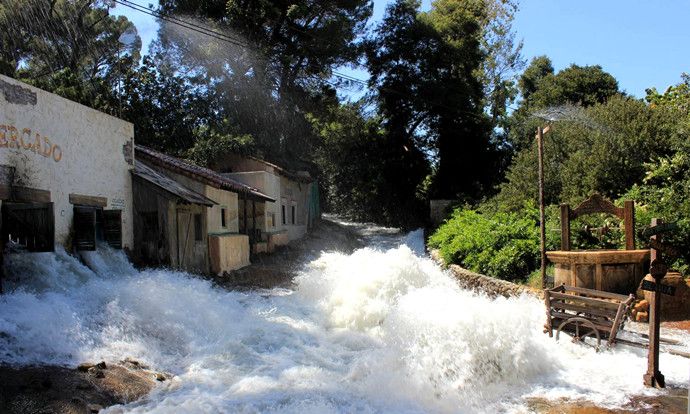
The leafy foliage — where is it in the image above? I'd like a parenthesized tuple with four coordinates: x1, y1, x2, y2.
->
(428, 205, 541, 281)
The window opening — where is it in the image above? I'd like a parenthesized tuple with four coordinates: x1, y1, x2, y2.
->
(194, 213, 203, 241)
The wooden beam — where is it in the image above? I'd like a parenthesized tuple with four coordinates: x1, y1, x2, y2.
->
(624, 200, 635, 250)
(13, 186, 51, 203)
(69, 193, 107, 208)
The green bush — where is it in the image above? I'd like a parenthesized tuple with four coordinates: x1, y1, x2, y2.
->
(428, 205, 541, 281)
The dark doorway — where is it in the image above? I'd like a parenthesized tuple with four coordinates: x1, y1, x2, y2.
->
(1, 202, 55, 252)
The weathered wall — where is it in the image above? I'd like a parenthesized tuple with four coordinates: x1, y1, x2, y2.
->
(280, 176, 309, 241)
(0, 75, 134, 248)
(205, 185, 239, 234)
(208, 234, 250, 274)
(227, 171, 281, 232)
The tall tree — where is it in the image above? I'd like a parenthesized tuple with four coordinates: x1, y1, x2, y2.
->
(155, 0, 372, 165)
(0, 0, 140, 107)
(367, 0, 496, 200)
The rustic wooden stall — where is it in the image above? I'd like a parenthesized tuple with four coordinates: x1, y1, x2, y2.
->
(546, 194, 649, 294)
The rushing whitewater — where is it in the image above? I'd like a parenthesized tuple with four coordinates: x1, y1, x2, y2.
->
(0, 228, 688, 413)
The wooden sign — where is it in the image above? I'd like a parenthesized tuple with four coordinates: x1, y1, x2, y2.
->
(641, 279, 676, 296)
(648, 239, 680, 258)
(642, 222, 678, 239)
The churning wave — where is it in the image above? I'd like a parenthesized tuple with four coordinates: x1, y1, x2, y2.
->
(0, 230, 687, 413)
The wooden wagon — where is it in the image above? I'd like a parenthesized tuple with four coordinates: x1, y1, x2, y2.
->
(544, 284, 635, 349)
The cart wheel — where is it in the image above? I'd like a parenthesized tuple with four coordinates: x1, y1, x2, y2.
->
(556, 317, 601, 350)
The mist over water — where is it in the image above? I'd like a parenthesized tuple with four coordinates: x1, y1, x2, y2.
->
(0, 227, 688, 413)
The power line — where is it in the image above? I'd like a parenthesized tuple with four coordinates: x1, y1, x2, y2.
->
(113, 0, 369, 85)
(113, 0, 491, 117)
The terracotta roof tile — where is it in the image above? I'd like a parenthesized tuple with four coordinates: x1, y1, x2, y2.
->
(135, 145, 275, 202)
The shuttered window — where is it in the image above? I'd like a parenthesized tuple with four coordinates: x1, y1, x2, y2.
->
(1, 202, 55, 252)
(73, 206, 96, 251)
(194, 213, 203, 241)
(103, 210, 122, 249)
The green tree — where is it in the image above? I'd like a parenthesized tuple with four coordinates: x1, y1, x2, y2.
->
(518, 55, 554, 101)
(310, 102, 429, 226)
(156, 0, 373, 165)
(367, 0, 495, 200)
(0, 0, 140, 107)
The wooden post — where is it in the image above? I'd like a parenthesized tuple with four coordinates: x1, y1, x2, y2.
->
(624, 200, 635, 250)
(560, 204, 571, 251)
(537, 127, 547, 289)
(644, 217, 665, 388)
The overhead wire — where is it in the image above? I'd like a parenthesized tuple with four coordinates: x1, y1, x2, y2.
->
(112, 0, 494, 117)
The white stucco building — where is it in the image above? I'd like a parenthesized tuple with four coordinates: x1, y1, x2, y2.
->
(0, 75, 134, 252)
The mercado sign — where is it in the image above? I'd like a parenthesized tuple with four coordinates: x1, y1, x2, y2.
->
(0, 124, 62, 162)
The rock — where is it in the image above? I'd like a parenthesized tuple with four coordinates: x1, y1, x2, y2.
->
(95, 361, 107, 370)
(635, 311, 649, 322)
(77, 363, 95, 372)
(123, 358, 148, 370)
(635, 299, 649, 311)
(0, 364, 158, 414)
(155, 373, 166, 382)
(87, 367, 105, 378)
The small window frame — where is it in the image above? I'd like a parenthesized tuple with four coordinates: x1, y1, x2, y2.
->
(220, 207, 227, 228)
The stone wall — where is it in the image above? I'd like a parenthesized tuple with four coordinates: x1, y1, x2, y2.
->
(430, 249, 541, 299)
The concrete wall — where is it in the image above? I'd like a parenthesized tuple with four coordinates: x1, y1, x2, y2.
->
(209, 234, 250, 274)
(0, 75, 134, 248)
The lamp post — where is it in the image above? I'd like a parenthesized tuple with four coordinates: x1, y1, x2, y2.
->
(537, 125, 551, 289)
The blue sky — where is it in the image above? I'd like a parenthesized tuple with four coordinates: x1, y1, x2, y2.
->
(114, 0, 689, 99)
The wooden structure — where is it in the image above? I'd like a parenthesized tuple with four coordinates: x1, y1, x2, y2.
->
(546, 194, 649, 294)
(559, 193, 635, 251)
(544, 284, 635, 348)
(644, 218, 667, 388)
(132, 162, 216, 273)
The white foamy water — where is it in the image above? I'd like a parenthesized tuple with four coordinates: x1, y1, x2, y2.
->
(0, 229, 688, 413)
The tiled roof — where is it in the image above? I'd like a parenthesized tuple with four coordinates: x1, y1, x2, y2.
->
(135, 145, 275, 202)
(132, 162, 217, 207)
(245, 156, 313, 183)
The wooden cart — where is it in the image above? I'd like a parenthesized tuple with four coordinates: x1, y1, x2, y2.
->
(544, 284, 635, 349)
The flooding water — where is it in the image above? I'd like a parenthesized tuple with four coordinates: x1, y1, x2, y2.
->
(0, 224, 688, 413)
